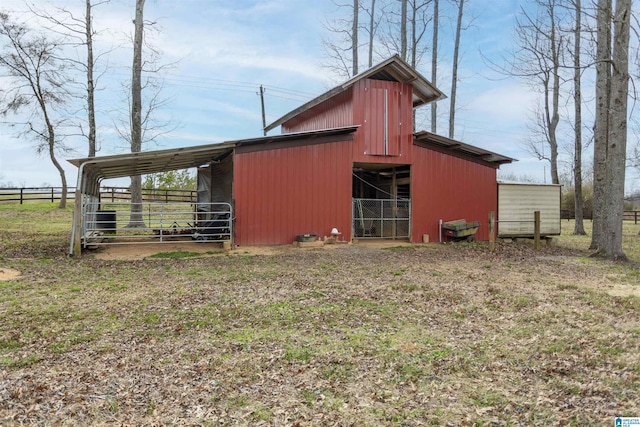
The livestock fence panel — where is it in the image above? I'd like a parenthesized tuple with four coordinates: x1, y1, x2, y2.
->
(352, 198, 411, 239)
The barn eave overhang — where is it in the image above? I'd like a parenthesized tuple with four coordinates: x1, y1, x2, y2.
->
(413, 131, 515, 168)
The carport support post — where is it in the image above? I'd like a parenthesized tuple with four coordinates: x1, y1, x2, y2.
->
(73, 188, 83, 256)
(488, 211, 495, 252)
(534, 211, 541, 250)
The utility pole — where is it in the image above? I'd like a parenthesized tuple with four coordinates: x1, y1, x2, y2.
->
(259, 85, 267, 136)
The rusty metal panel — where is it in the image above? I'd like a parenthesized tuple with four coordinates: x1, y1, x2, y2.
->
(233, 139, 354, 245)
(411, 145, 498, 242)
(283, 90, 353, 133)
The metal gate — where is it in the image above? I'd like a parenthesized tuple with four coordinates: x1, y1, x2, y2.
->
(81, 201, 232, 247)
(352, 198, 411, 239)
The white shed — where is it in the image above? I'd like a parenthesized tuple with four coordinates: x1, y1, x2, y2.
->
(498, 181, 561, 238)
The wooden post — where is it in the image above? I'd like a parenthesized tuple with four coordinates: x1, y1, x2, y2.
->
(51, 187, 54, 203)
(534, 210, 541, 250)
(20, 188, 24, 205)
(488, 211, 495, 252)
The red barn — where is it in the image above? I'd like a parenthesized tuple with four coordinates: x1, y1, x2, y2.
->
(227, 55, 512, 245)
(69, 56, 512, 255)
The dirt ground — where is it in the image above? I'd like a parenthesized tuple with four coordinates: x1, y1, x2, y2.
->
(87, 240, 640, 299)
(0, 268, 20, 281)
(0, 236, 638, 426)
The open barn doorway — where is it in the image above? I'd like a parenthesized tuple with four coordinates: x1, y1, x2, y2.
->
(352, 163, 411, 239)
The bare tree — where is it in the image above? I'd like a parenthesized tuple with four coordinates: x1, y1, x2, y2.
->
(129, 0, 145, 227)
(448, 0, 465, 139)
(431, 0, 439, 133)
(353, 0, 359, 75)
(378, 0, 432, 65)
(571, 0, 586, 235)
(401, 0, 408, 60)
(323, 0, 361, 79)
(363, 0, 378, 67)
(27, 1, 110, 158)
(599, 0, 631, 260)
(487, 0, 567, 184)
(0, 12, 72, 208)
(407, 0, 432, 68)
(590, 0, 611, 251)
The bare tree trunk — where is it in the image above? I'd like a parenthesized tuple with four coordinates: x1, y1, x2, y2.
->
(591, 0, 611, 251)
(129, 0, 145, 227)
(546, 4, 561, 185)
(572, 0, 586, 235)
(353, 0, 359, 76)
(368, 0, 375, 68)
(85, 0, 96, 158)
(431, 0, 438, 133)
(449, 0, 464, 140)
(38, 93, 67, 209)
(48, 127, 68, 209)
(602, 0, 630, 260)
(401, 0, 407, 60)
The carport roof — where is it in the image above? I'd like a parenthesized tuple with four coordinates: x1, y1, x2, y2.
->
(68, 142, 236, 181)
(68, 126, 360, 181)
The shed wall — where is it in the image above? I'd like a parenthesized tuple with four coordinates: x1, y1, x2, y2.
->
(498, 183, 561, 237)
(411, 146, 498, 242)
(234, 140, 354, 245)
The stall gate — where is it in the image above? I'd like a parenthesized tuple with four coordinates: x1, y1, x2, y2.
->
(352, 198, 411, 239)
(81, 201, 233, 247)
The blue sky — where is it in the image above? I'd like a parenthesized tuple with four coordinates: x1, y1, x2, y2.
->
(0, 0, 593, 188)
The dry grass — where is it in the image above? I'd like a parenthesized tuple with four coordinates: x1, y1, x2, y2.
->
(0, 204, 638, 426)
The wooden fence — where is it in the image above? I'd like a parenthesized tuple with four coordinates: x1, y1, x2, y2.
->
(0, 187, 197, 204)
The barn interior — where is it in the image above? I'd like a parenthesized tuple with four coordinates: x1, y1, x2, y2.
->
(352, 163, 411, 239)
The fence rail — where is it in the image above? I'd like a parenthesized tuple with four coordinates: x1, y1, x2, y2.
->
(0, 186, 197, 204)
(561, 210, 640, 223)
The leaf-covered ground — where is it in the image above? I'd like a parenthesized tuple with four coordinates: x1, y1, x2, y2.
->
(0, 231, 639, 426)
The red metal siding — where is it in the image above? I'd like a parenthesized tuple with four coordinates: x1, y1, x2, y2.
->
(411, 145, 498, 242)
(234, 140, 354, 245)
(283, 90, 353, 133)
(352, 79, 413, 164)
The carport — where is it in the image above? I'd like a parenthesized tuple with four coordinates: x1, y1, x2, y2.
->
(68, 142, 236, 256)
(68, 127, 360, 256)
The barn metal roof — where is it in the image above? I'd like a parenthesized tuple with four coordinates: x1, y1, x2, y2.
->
(68, 126, 360, 182)
(414, 131, 515, 166)
(265, 55, 446, 133)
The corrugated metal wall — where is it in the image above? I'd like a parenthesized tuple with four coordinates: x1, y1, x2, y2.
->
(283, 90, 353, 133)
(411, 146, 498, 242)
(352, 79, 413, 164)
(498, 183, 561, 236)
(234, 140, 354, 245)
(282, 79, 414, 167)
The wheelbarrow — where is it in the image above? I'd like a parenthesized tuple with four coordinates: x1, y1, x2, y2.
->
(441, 219, 480, 242)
